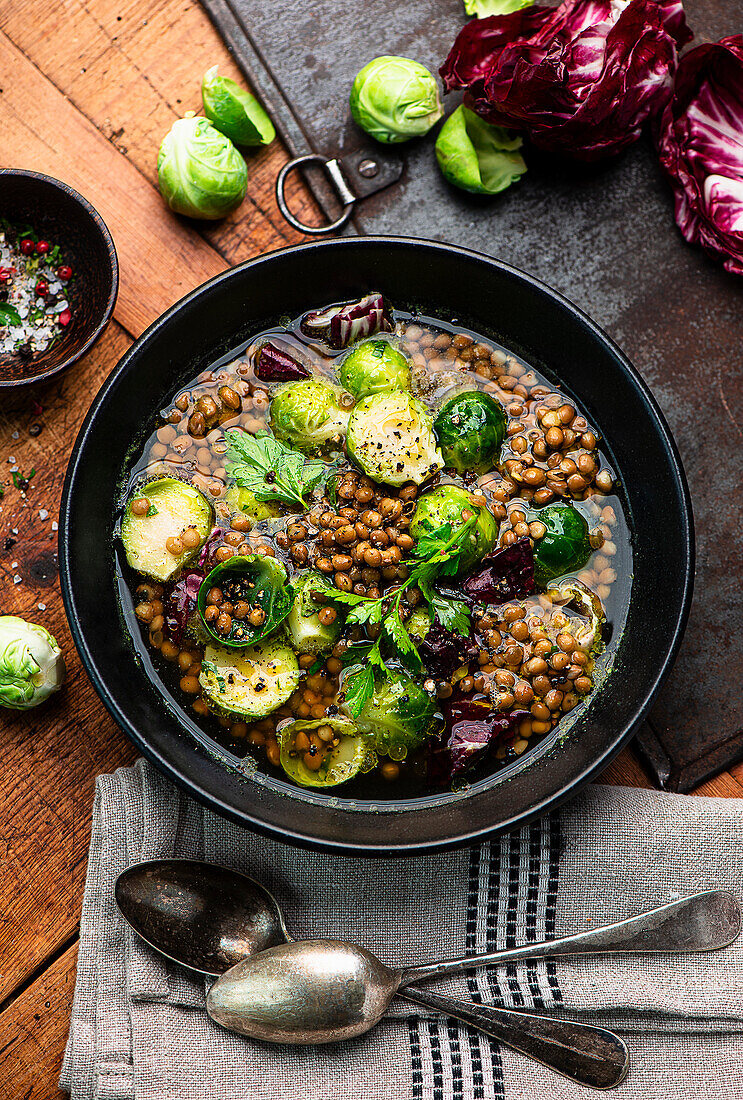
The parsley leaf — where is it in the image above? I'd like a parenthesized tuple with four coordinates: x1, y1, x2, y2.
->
(0, 304, 22, 327)
(383, 611, 422, 673)
(146, 503, 159, 517)
(225, 429, 337, 511)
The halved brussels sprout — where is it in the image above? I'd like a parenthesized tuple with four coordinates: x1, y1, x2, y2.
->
(547, 579, 605, 655)
(435, 106, 526, 195)
(225, 485, 283, 525)
(277, 716, 377, 787)
(201, 65, 276, 147)
(269, 380, 350, 455)
(346, 669, 441, 760)
(350, 56, 443, 145)
(410, 485, 497, 573)
(121, 478, 213, 582)
(197, 555, 292, 647)
(346, 391, 444, 486)
(339, 339, 411, 399)
(199, 637, 300, 719)
(0, 616, 65, 710)
(532, 504, 592, 586)
(434, 390, 506, 474)
(284, 572, 343, 655)
(157, 116, 247, 220)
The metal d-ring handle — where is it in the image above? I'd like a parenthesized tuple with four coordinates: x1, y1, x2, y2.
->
(276, 154, 356, 235)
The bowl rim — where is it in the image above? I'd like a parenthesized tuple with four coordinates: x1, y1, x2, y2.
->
(59, 235, 694, 853)
(0, 168, 119, 389)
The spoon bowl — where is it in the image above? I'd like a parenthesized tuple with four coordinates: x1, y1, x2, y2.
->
(115, 859, 289, 976)
(207, 940, 395, 1044)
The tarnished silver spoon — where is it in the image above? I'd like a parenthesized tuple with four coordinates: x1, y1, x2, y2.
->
(115, 861, 737, 1087)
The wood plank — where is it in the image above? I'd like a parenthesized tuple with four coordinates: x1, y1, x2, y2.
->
(0, 0, 322, 264)
(0, 32, 229, 338)
(0, 943, 76, 1100)
(0, 322, 138, 1003)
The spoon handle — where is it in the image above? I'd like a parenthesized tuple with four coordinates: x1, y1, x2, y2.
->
(398, 987, 629, 1090)
(398, 890, 740, 986)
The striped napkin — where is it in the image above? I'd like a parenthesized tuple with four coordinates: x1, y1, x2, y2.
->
(61, 760, 743, 1100)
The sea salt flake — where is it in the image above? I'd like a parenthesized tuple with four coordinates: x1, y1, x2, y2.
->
(11, 431, 18, 440)
(11, 561, 18, 568)
(52, 521, 58, 532)
(13, 574, 21, 584)
(38, 603, 46, 611)
(39, 509, 49, 520)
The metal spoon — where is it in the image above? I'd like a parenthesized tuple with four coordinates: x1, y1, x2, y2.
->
(116, 862, 737, 1086)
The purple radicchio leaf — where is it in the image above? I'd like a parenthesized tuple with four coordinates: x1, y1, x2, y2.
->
(427, 699, 531, 784)
(300, 292, 392, 349)
(462, 537, 535, 605)
(656, 35, 743, 276)
(418, 622, 479, 680)
(196, 527, 223, 571)
(440, 0, 692, 162)
(254, 341, 311, 383)
(166, 569, 203, 644)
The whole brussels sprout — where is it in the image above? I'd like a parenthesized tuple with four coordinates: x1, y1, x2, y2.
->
(348, 670, 440, 759)
(201, 65, 276, 147)
(435, 390, 507, 474)
(157, 116, 247, 220)
(346, 391, 444, 486)
(532, 504, 592, 586)
(0, 616, 65, 710)
(269, 380, 350, 455)
(410, 485, 497, 573)
(340, 339, 411, 400)
(350, 56, 444, 144)
(435, 106, 527, 195)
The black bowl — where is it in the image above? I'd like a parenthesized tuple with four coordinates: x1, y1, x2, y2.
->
(60, 238, 693, 854)
(0, 170, 118, 388)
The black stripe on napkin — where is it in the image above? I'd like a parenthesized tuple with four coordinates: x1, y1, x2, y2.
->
(447, 1021, 464, 1098)
(409, 1017, 423, 1100)
(546, 812, 563, 1004)
(429, 1020, 444, 1100)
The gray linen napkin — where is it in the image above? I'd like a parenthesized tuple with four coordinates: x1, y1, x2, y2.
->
(61, 760, 743, 1099)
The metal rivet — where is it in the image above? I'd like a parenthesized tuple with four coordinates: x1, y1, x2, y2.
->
(358, 159, 379, 179)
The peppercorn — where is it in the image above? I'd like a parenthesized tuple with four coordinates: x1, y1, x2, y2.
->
(35, 240, 50, 255)
(19, 239, 34, 255)
(57, 265, 73, 280)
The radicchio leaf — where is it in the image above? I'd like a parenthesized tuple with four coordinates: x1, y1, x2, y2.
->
(254, 341, 311, 383)
(301, 292, 392, 349)
(427, 699, 530, 783)
(418, 622, 479, 679)
(166, 570, 203, 644)
(462, 537, 535, 604)
(440, 0, 692, 161)
(196, 527, 223, 570)
(656, 35, 743, 276)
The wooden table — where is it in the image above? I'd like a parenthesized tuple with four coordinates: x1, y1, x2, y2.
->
(0, 4, 742, 1095)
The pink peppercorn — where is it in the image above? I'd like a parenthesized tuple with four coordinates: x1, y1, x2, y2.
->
(35, 240, 50, 255)
(35, 280, 49, 297)
(20, 239, 34, 256)
(59, 309, 72, 326)
(57, 265, 73, 280)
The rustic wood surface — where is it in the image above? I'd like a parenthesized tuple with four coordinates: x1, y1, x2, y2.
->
(0, 2, 741, 1096)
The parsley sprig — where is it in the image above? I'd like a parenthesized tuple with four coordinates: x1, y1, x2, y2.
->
(326, 518, 476, 717)
(225, 429, 338, 511)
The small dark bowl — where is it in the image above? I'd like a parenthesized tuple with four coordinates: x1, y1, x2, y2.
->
(60, 238, 693, 854)
(0, 170, 118, 388)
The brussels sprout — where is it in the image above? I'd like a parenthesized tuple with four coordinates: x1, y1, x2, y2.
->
(121, 478, 213, 582)
(0, 616, 65, 710)
(284, 572, 343, 655)
(198, 555, 292, 647)
(407, 608, 433, 643)
(435, 106, 526, 195)
(340, 339, 412, 399)
(346, 391, 444, 487)
(201, 66, 276, 147)
(532, 504, 592, 586)
(199, 636, 300, 718)
(278, 716, 377, 788)
(348, 670, 441, 759)
(350, 56, 443, 144)
(410, 485, 497, 573)
(269, 380, 350, 455)
(546, 579, 605, 655)
(225, 485, 282, 525)
(157, 116, 247, 220)
(434, 390, 507, 474)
